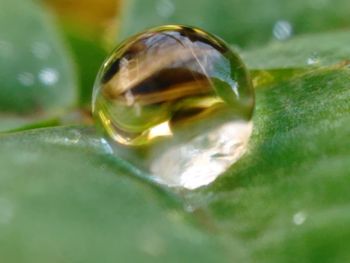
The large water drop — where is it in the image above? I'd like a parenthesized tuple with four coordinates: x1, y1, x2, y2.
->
(92, 25, 255, 189)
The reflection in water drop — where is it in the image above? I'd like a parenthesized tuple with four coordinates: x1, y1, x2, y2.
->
(151, 121, 253, 189)
(17, 72, 35, 87)
(0, 198, 14, 224)
(273, 20, 293, 41)
(31, 41, 51, 60)
(38, 68, 59, 86)
(148, 121, 173, 140)
(156, 0, 175, 18)
(293, 211, 307, 225)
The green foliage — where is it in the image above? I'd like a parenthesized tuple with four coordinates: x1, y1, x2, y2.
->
(0, 0, 350, 262)
(0, 127, 233, 262)
(201, 67, 350, 262)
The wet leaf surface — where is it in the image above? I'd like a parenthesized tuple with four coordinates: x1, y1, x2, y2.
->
(0, 127, 234, 263)
(1, 0, 350, 262)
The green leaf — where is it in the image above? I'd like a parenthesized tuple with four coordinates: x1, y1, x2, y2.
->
(243, 30, 350, 70)
(119, 0, 350, 47)
(0, 126, 235, 263)
(0, 0, 77, 131)
(2, 1, 350, 261)
(189, 67, 350, 261)
(243, 30, 350, 87)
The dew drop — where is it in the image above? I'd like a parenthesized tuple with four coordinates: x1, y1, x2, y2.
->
(273, 20, 293, 41)
(92, 25, 255, 189)
(17, 72, 35, 87)
(307, 52, 320, 65)
(156, 0, 175, 18)
(63, 129, 82, 145)
(38, 68, 59, 86)
(293, 211, 307, 225)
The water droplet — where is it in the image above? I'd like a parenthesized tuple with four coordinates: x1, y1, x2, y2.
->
(293, 211, 307, 225)
(0, 198, 14, 224)
(31, 41, 51, 60)
(17, 72, 35, 87)
(273, 20, 293, 41)
(38, 68, 59, 86)
(156, 0, 175, 18)
(307, 52, 320, 65)
(63, 130, 82, 145)
(92, 25, 255, 189)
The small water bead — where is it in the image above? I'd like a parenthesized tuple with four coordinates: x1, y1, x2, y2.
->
(38, 68, 59, 86)
(92, 25, 255, 189)
(307, 52, 320, 65)
(293, 211, 307, 226)
(17, 72, 35, 87)
(273, 20, 293, 41)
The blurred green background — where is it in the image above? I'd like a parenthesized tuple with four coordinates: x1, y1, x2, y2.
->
(0, 0, 349, 262)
